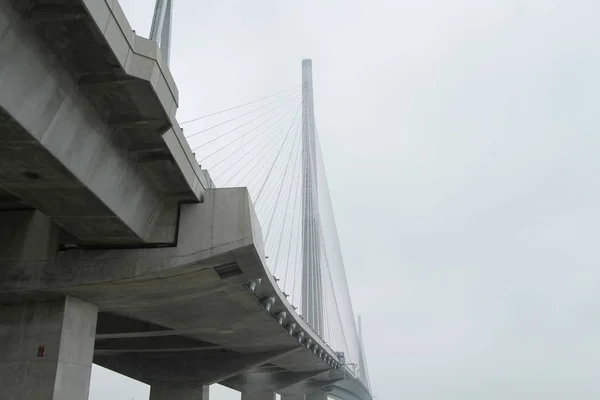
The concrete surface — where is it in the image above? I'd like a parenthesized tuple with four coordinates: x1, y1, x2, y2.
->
(222, 370, 327, 395)
(278, 372, 344, 398)
(0, 0, 372, 397)
(0, 296, 97, 400)
(150, 385, 209, 400)
(0, 188, 359, 398)
(305, 391, 327, 400)
(242, 391, 276, 400)
(326, 382, 370, 400)
(0, 210, 59, 261)
(281, 396, 305, 400)
(0, 0, 207, 244)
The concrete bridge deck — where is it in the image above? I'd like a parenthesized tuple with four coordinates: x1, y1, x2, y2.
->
(0, 1, 371, 399)
(0, 0, 208, 245)
(0, 188, 369, 399)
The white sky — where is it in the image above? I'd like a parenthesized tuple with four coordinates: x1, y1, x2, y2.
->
(91, 0, 600, 399)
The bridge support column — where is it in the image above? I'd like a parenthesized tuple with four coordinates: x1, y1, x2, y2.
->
(150, 385, 209, 399)
(0, 296, 98, 400)
(0, 210, 59, 261)
(242, 390, 276, 400)
(305, 391, 328, 400)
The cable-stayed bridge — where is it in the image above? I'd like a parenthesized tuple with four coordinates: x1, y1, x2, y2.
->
(182, 64, 371, 400)
(0, 1, 372, 399)
(185, 61, 371, 390)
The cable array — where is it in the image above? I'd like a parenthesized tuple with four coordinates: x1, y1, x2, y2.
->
(182, 87, 366, 387)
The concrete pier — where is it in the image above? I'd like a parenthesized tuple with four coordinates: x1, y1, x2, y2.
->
(0, 297, 98, 400)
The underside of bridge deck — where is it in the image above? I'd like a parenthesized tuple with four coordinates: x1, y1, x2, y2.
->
(0, 188, 360, 399)
(0, 0, 206, 244)
(0, 1, 371, 399)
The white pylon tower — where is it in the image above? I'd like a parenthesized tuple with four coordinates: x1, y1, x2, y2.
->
(301, 59, 324, 335)
(150, 0, 173, 66)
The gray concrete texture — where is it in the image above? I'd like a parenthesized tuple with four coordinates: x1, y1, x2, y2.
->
(0, 296, 97, 400)
(0, 188, 365, 398)
(150, 385, 209, 400)
(305, 392, 327, 400)
(0, 0, 208, 244)
(0, 0, 370, 398)
(241, 390, 276, 400)
(0, 210, 59, 261)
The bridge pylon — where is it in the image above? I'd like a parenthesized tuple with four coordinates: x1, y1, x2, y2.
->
(150, 0, 174, 66)
(301, 59, 324, 335)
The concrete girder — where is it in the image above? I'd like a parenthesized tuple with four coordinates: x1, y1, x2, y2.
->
(0, 189, 262, 292)
(0, 189, 351, 396)
(305, 391, 328, 400)
(0, 0, 206, 244)
(28, 5, 87, 23)
(94, 347, 300, 387)
(221, 370, 328, 395)
(241, 391, 276, 400)
(94, 333, 220, 354)
(0, 210, 60, 262)
(150, 385, 209, 400)
(278, 370, 344, 397)
(77, 73, 134, 86)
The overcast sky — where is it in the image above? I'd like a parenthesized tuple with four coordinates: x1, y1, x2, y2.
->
(91, 0, 600, 399)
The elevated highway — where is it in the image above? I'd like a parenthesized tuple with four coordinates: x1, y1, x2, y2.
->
(0, 1, 372, 399)
(0, 0, 207, 245)
(1, 189, 368, 399)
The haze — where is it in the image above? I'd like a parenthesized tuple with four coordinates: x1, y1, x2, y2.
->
(90, 0, 600, 399)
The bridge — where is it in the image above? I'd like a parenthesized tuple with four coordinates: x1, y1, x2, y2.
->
(0, 1, 372, 399)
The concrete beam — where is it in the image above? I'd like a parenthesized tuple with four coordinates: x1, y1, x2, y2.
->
(242, 391, 275, 400)
(77, 73, 134, 86)
(135, 152, 175, 164)
(305, 380, 343, 395)
(95, 311, 171, 337)
(0, 189, 261, 294)
(0, 296, 98, 399)
(0, 210, 59, 261)
(94, 345, 221, 356)
(0, 0, 205, 244)
(222, 370, 328, 394)
(305, 391, 327, 400)
(94, 334, 219, 354)
(94, 347, 301, 387)
(108, 116, 166, 129)
(150, 385, 209, 400)
(326, 385, 367, 400)
(95, 327, 220, 340)
(0, 187, 344, 397)
(279, 372, 344, 397)
(28, 5, 87, 23)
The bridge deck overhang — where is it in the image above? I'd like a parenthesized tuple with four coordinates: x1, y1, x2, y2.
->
(0, 188, 369, 397)
(0, 0, 206, 244)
